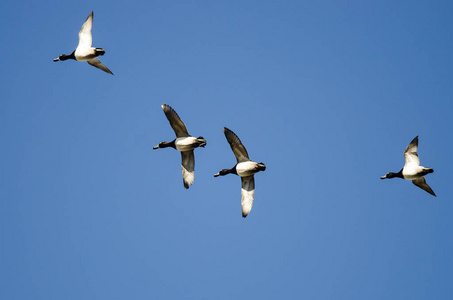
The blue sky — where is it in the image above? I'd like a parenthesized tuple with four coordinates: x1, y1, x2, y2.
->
(1, 0, 452, 299)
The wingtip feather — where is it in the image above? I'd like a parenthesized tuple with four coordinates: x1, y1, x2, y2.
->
(183, 178, 190, 189)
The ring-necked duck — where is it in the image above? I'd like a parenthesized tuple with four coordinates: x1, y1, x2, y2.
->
(214, 127, 266, 217)
(54, 12, 113, 75)
(154, 104, 206, 189)
(381, 136, 435, 196)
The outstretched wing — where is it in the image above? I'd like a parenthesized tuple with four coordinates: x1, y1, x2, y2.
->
(78, 11, 93, 49)
(241, 176, 255, 217)
(223, 127, 249, 163)
(404, 136, 420, 167)
(412, 177, 436, 196)
(87, 58, 113, 75)
(181, 150, 195, 189)
(162, 104, 190, 138)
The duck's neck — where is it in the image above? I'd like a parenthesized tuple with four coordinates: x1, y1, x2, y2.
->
(60, 52, 76, 61)
(219, 166, 237, 176)
(388, 169, 404, 179)
(158, 140, 176, 149)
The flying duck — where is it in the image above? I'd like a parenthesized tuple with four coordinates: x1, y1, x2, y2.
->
(214, 127, 266, 217)
(381, 136, 436, 196)
(53, 11, 113, 75)
(153, 104, 206, 189)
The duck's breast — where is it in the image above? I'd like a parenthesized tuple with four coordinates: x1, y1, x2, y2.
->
(74, 47, 96, 61)
(402, 165, 425, 180)
(175, 137, 199, 151)
(236, 161, 260, 177)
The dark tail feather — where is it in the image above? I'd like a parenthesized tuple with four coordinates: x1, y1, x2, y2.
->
(422, 168, 434, 176)
(197, 137, 207, 148)
(95, 48, 105, 56)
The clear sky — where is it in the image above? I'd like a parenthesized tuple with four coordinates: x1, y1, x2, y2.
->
(1, 0, 452, 299)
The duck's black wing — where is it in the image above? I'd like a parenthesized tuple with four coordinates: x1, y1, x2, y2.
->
(87, 58, 113, 75)
(162, 104, 190, 138)
(223, 127, 249, 163)
(412, 177, 436, 196)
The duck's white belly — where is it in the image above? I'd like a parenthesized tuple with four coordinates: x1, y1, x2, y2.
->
(175, 137, 198, 151)
(402, 165, 424, 180)
(236, 161, 259, 177)
(75, 47, 96, 61)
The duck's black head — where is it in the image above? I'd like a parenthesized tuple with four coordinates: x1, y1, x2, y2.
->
(153, 140, 176, 150)
(214, 167, 237, 177)
(380, 169, 403, 179)
(54, 51, 76, 61)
